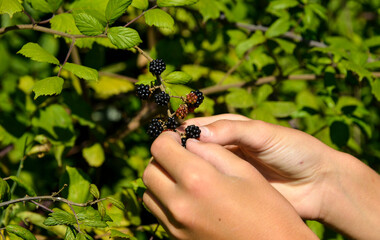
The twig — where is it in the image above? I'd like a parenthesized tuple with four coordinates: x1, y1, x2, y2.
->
(124, 5, 158, 28)
(0, 24, 107, 39)
(236, 22, 327, 48)
(0, 230, 5, 240)
(67, 202, 81, 233)
(134, 46, 153, 62)
(149, 223, 160, 240)
(58, 39, 76, 77)
(30, 200, 54, 213)
(0, 195, 107, 208)
(0, 145, 13, 159)
(23, 10, 36, 25)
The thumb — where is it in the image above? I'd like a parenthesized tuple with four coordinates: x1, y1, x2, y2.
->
(198, 119, 278, 152)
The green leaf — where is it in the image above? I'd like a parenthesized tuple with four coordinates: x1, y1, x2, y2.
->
(132, 0, 148, 9)
(196, 0, 219, 22)
(265, 16, 291, 38)
(110, 229, 137, 239)
(164, 71, 192, 84)
(364, 36, 380, 48)
(44, 210, 77, 226)
(308, 3, 326, 20)
(340, 60, 373, 81)
(0, 0, 23, 18)
(9, 176, 36, 196)
(107, 27, 142, 49)
(63, 63, 98, 81)
(306, 220, 325, 239)
(236, 31, 266, 58)
(0, 177, 11, 202)
(107, 196, 125, 210)
(82, 143, 105, 167)
(267, 0, 299, 10)
(89, 184, 100, 199)
(74, 12, 105, 36)
(5, 225, 37, 240)
(32, 77, 64, 99)
(64, 226, 77, 240)
(76, 233, 86, 240)
(17, 43, 60, 65)
(165, 84, 192, 111)
(17, 211, 66, 237)
(273, 38, 296, 54)
(89, 75, 134, 99)
(62, 166, 91, 209)
(97, 201, 106, 219)
(255, 84, 273, 105)
(27, 0, 62, 13)
(225, 88, 254, 108)
(157, 0, 198, 7)
(145, 9, 174, 29)
(371, 78, 380, 101)
(330, 121, 350, 147)
(261, 101, 297, 118)
(106, 0, 132, 25)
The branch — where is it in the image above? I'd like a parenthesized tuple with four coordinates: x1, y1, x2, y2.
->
(124, 5, 158, 28)
(58, 39, 76, 77)
(134, 46, 153, 62)
(236, 22, 327, 48)
(0, 195, 107, 208)
(0, 24, 107, 39)
(201, 72, 380, 95)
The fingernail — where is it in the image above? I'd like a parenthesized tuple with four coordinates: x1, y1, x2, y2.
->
(199, 126, 211, 137)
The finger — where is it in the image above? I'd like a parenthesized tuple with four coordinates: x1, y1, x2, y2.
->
(143, 190, 172, 228)
(185, 139, 256, 177)
(142, 160, 176, 204)
(181, 114, 250, 130)
(151, 131, 216, 183)
(197, 119, 277, 151)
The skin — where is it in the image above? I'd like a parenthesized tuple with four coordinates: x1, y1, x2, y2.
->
(143, 114, 380, 240)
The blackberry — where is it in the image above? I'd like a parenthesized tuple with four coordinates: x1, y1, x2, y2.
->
(186, 90, 204, 111)
(135, 84, 151, 100)
(192, 90, 204, 108)
(186, 92, 198, 105)
(185, 125, 201, 139)
(175, 104, 188, 119)
(147, 118, 164, 139)
(165, 117, 178, 130)
(149, 59, 166, 76)
(154, 91, 170, 106)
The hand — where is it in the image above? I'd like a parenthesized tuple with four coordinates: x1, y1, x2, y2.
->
(183, 114, 335, 220)
(142, 131, 317, 240)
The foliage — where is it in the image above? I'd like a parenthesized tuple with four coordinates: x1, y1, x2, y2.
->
(1, 0, 380, 239)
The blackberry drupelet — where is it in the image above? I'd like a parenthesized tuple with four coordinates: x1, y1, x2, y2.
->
(166, 117, 178, 130)
(176, 104, 189, 119)
(147, 118, 164, 139)
(135, 84, 150, 100)
(149, 59, 166, 76)
(185, 125, 201, 139)
(154, 91, 170, 106)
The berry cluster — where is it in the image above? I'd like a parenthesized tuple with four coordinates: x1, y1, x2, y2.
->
(136, 84, 151, 100)
(154, 91, 170, 107)
(181, 125, 201, 147)
(175, 90, 204, 119)
(146, 117, 179, 139)
(149, 59, 166, 76)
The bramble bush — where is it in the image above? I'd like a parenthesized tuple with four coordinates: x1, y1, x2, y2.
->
(0, 0, 380, 239)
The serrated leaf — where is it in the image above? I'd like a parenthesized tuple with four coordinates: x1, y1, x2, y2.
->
(265, 16, 291, 38)
(81, 219, 108, 228)
(164, 71, 192, 84)
(97, 201, 106, 219)
(9, 176, 36, 197)
(27, 0, 62, 13)
(236, 31, 266, 58)
(18, 43, 60, 65)
(132, 0, 148, 9)
(145, 9, 174, 29)
(107, 27, 142, 49)
(273, 38, 296, 54)
(196, 0, 220, 22)
(44, 210, 77, 226)
(76, 233, 87, 240)
(157, 0, 198, 7)
(107, 197, 125, 210)
(5, 225, 37, 240)
(89, 184, 100, 199)
(0, 0, 23, 18)
(63, 63, 98, 81)
(74, 12, 105, 36)
(64, 226, 77, 240)
(340, 60, 373, 81)
(106, 0, 132, 25)
(32, 77, 64, 99)
(225, 88, 254, 108)
(82, 143, 105, 167)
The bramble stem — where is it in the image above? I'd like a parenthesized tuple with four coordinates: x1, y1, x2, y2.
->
(124, 5, 158, 28)
(58, 39, 76, 77)
(134, 46, 153, 62)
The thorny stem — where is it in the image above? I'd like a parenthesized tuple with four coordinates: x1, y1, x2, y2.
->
(124, 5, 158, 28)
(0, 230, 5, 240)
(134, 46, 153, 62)
(30, 200, 54, 213)
(67, 202, 82, 233)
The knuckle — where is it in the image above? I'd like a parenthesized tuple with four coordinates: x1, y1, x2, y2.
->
(182, 169, 210, 196)
(168, 200, 191, 224)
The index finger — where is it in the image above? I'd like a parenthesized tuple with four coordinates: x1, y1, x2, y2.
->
(182, 113, 250, 128)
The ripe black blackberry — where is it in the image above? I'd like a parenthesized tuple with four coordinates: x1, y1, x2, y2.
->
(149, 59, 166, 76)
(185, 125, 201, 139)
(192, 90, 204, 108)
(165, 117, 178, 130)
(154, 91, 170, 106)
(147, 118, 164, 139)
(135, 84, 150, 100)
(181, 137, 187, 148)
